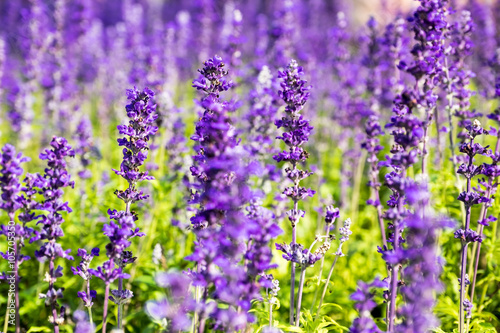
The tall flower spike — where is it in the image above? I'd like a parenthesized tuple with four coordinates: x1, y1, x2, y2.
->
(274, 59, 314, 326)
(396, 182, 454, 331)
(93, 87, 157, 332)
(187, 56, 260, 331)
(31, 137, 75, 333)
(0, 144, 30, 331)
(455, 120, 487, 333)
(114, 86, 158, 204)
(398, 0, 449, 175)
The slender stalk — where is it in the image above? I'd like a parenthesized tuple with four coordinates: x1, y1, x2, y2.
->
(468, 136, 500, 310)
(86, 280, 93, 325)
(102, 283, 110, 333)
(289, 225, 296, 326)
(314, 255, 339, 321)
(459, 242, 467, 333)
(434, 104, 442, 167)
(459, 160, 473, 333)
(443, 57, 458, 174)
(387, 224, 400, 332)
(294, 268, 306, 327)
(310, 224, 332, 313)
(117, 201, 132, 330)
(375, 192, 387, 249)
(421, 125, 429, 176)
(49, 255, 60, 333)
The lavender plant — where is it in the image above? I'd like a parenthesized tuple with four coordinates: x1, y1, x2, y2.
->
(273, 59, 314, 325)
(455, 120, 488, 332)
(31, 137, 75, 332)
(188, 55, 279, 331)
(90, 87, 157, 332)
(0, 144, 30, 333)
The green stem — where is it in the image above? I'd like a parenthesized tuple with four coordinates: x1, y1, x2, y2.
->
(314, 255, 339, 321)
(294, 268, 306, 327)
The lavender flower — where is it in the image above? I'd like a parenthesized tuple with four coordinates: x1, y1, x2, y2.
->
(396, 182, 453, 331)
(468, 110, 500, 314)
(93, 87, 157, 332)
(398, 0, 449, 175)
(0, 144, 30, 331)
(362, 116, 387, 247)
(31, 137, 75, 332)
(73, 310, 95, 333)
(273, 59, 314, 326)
(113, 86, 158, 204)
(73, 116, 95, 180)
(350, 278, 387, 333)
(187, 56, 263, 331)
(72, 248, 99, 323)
(145, 272, 193, 331)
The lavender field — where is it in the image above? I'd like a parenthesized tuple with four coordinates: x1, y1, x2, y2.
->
(0, 0, 499, 332)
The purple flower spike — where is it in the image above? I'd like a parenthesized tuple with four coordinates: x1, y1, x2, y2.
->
(113, 87, 158, 204)
(33, 137, 75, 329)
(186, 56, 270, 330)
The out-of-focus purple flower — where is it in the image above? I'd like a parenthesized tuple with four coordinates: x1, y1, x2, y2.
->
(186, 56, 266, 330)
(73, 310, 95, 333)
(396, 182, 453, 331)
(246, 66, 280, 166)
(350, 278, 386, 333)
(73, 116, 95, 180)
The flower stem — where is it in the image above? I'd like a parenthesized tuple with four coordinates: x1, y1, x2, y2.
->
(294, 267, 306, 327)
(310, 224, 332, 313)
(314, 255, 339, 321)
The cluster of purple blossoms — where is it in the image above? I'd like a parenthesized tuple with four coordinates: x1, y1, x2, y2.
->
(0, 144, 31, 330)
(246, 66, 280, 161)
(113, 86, 158, 204)
(0, 144, 30, 216)
(355, 1, 452, 330)
(91, 87, 157, 331)
(397, 182, 454, 331)
(273, 59, 320, 326)
(454, 120, 489, 330)
(465, 108, 500, 316)
(72, 247, 100, 313)
(28, 137, 75, 331)
(399, 0, 449, 172)
(449, 10, 477, 145)
(362, 115, 386, 246)
(188, 55, 277, 331)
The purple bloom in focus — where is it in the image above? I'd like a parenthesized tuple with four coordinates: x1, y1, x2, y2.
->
(31, 137, 75, 328)
(113, 86, 158, 204)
